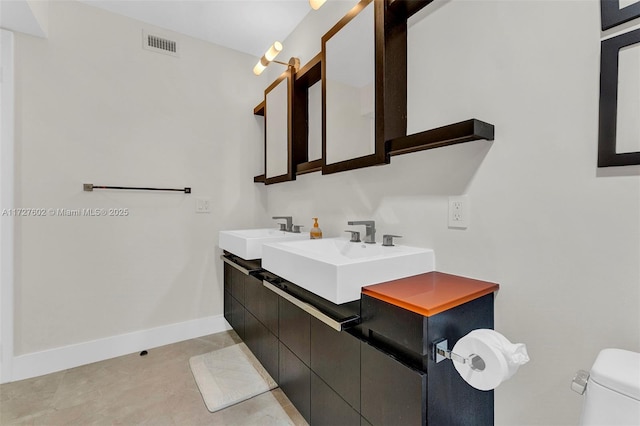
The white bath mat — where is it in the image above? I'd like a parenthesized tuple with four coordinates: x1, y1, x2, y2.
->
(189, 342, 277, 413)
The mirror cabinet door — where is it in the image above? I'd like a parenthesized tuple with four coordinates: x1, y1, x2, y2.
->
(323, 0, 383, 174)
(308, 81, 323, 162)
(292, 52, 323, 175)
(265, 70, 294, 184)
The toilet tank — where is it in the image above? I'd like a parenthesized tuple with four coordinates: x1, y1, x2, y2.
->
(580, 348, 640, 426)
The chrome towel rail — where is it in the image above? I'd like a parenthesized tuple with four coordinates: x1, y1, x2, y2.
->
(263, 281, 360, 332)
(221, 255, 263, 276)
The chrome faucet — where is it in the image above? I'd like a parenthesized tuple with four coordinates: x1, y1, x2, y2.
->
(273, 216, 293, 232)
(347, 220, 376, 244)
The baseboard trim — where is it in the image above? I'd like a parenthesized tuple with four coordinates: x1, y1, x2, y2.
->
(9, 315, 231, 383)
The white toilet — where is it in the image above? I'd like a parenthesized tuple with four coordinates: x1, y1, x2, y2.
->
(573, 348, 640, 425)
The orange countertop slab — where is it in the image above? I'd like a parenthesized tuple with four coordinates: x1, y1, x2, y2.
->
(362, 272, 499, 317)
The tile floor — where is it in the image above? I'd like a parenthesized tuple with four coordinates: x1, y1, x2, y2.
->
(0, 331, 307, 425)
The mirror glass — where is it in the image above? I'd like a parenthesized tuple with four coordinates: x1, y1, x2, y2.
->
(308, 81, 323, 161)
(265, 74, 290, 180)
(615, 43, 640, 154)
(324, 1, 375, 166)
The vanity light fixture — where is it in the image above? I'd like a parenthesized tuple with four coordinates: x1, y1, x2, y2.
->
(253, 41, 282, 75)
(309, 0, 327, 10)
(252, 41, 301, 75)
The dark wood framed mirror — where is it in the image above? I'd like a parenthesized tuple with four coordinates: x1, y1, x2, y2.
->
(293, 53, 323, 175)
(254, 0, 495, 183)
(264, 69, 295, 184)
(321, 0, 388, 175)
(253, 101, 266, 183)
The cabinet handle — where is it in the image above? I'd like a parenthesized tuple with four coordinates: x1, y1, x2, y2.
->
(263, 281, 359, 332)
(221, 255, 261, 275)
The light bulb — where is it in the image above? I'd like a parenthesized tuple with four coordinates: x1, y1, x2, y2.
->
(253, 60, 267, 76)
(309, 0, 326, 10)
(264, 41, 283, 62)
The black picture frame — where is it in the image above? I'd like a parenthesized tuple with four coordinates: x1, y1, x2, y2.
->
(601, 0, 640, 30)
(598, 28, 640, 167)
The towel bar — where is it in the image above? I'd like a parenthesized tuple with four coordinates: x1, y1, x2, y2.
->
(83, 184, 191, 193)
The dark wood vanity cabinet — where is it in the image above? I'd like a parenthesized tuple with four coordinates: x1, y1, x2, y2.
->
(278, 295, 311, 365)
(311, 372, 361, 426)
(222, 263, 278, 380)
(244, 275, 279, 380)
(223, 265, 245, 340)
(224, 264, 366, 425)
(223, 260, 498, 426)
(360, 278, 496, 426)
(278, 296, 365, 426)
(244, 273, 279, 336)
(277, 296, 312, 423)
(360, 341, 427, 426)
(310, 317, 360, 412)
(279, 341, 311, 423)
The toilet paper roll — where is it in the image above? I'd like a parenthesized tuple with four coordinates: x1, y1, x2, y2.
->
(451, 329, 529, 391)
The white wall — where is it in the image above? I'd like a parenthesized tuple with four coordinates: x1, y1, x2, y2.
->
(0, 0, 48, 38)
(1, 29, 16, 384)
(12, 0, 265, 361)
(265, 1, 640, 425)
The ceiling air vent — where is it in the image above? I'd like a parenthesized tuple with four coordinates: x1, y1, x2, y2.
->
(142, 30, 179, 57)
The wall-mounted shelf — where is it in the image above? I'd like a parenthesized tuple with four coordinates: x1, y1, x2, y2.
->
(386, 119, 494, 157)
(253, 174, 265, 183)
(296, 159, 323, 175)
(254, 101, 265, 116)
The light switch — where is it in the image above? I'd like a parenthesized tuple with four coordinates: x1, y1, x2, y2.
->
(195, 197, 211, 214)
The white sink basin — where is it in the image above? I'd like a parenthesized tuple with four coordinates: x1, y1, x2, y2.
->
(262, 238, 435, 304)
(219, 228, 308, 260)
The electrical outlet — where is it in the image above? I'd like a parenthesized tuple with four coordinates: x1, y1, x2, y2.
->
(448, 196, 469, 229)
(195, 197, 211, 214)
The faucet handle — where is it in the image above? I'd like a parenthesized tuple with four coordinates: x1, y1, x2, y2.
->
(292, 225, 303, 233)
(278, 223, 287, 232)
(272, 216, 293, 232)
(382, 234, 402, 247)
(344, 230, 361, 243)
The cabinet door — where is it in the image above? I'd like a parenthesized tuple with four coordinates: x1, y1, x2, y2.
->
(310, 317, 360, 411)
(243, 310, 261, 360)
(361, 342, 426, 426)
(279, 296, 310, 365)
(224, 290, 233, 328)
(224, 263, 232, 294)
(230, 295, 245, 340)
(244, 310, 279, 383)
(262, 282, 279, 336)
(244, 274, 262, 320)
(279, 342, 310, 423)
(230, 268, 245, 305)
(244, 275, 279, 337)
(361, 416, 373, 426)
(260, 325, 279, 382)
(311, 372, 360, 426)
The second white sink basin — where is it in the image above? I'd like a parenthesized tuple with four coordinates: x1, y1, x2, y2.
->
(219, 228, 307, 260)
(262, 238, 435, 304)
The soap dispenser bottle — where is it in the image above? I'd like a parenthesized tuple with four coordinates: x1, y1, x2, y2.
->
(310, 218, 323, 239)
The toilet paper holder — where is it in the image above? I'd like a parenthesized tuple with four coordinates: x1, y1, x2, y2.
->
(433, 338, 486, 372)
